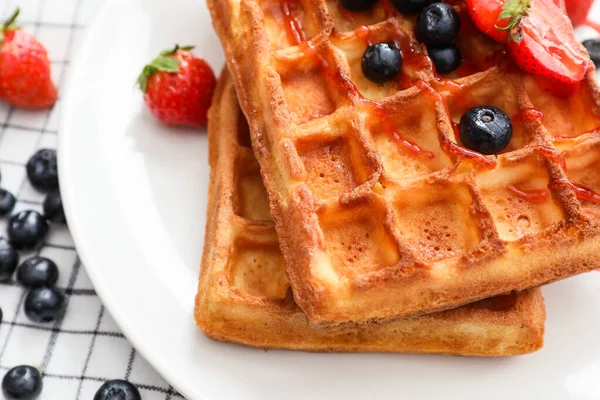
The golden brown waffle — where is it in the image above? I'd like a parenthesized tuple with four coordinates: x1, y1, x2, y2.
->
(207, 0, 600, 328)
(194, 70, 546, 355)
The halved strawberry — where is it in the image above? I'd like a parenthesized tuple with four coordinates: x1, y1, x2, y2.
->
(466, 0, 566, 43)
(507, 0, 589, 83)
(564, 0, 593, 27)
(552, 0, 566, 13)
(467, 0, 589, 84)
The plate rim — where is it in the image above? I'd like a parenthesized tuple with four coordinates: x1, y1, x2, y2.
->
(57, 0, 203, 398)
(57, 1, 600, 399)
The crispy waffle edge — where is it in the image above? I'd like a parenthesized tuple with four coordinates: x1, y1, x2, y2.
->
(206, 0, 600, 328)
(193, 70, 546, 356)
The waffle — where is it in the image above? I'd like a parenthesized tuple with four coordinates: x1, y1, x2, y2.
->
(194, 69, 546, 355)
(207, 0, 600, 328)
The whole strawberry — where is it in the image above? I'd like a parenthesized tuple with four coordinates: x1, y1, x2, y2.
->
(137, 45, 216, 127)
(0, 8, 57, 109)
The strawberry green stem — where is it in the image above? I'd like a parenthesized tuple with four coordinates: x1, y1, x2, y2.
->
(3, 8, 20, 31)
(161, 44, 195, 56)
(495, 0, 530, 44)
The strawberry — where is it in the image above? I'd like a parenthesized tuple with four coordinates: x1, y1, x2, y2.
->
(466, 0, 509, 42)
(137, 45, 216, 128)
(564, 0, 594, 27)
(552, 0, 566, 13)
(0, 8, 57, 109)
(467, 0, 589, 84)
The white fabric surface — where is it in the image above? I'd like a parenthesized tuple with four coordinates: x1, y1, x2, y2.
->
(0, 0, 184, 398)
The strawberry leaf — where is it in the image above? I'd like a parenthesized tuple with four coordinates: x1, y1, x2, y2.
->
(136, 53, 181, 92)
(160, 44, 195, 56)
(150, 55, 180, 72)
(495, 0, 530, 44)
(136, 44, 195, 92)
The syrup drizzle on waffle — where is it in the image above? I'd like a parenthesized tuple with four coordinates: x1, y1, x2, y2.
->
(391, 131, 435, 159)
(355, 25, 373, 46)
(281, 0, 600, 207)
(280, 0, 305, 45)
(554, 126, 600, 141)
(514, 108, 544, 124)
(538, 146, 567, 171)
(214, 0, 600, 327)
(508, 185, 549, 204)
(550, 179, 600, 204)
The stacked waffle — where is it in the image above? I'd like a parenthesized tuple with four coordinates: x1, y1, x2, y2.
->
(195, 0, 600, 356)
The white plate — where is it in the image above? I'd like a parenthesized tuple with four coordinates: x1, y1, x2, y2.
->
(59, 0, 600, 399)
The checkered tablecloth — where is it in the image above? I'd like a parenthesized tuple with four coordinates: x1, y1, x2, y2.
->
(0, 0, 184, 398)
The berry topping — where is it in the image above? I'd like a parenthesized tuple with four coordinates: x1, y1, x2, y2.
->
(565, 0, 593, 27)
(428, 44, 462, 74)
(17, 256, 59, 289)
(459, 106, 513, 155)
(582, 39, 600, 67)
(0, 9, 57, 109)
(43, 190, 66, 224)
(465, 0, 511, 42)
(8, 211, 49, 250)
(361, 42, 402, 84)
(340, 0, 376, 12)
(26, 149, 58, 192)
(2, 365, 42, 400)
(0, 239, 18, 282)
(416, 3, 461, 46)
(391, 0, 435, 14)
(467, 0, 589, 84)
(24, 287, 65, 323)
(94, 380, 141, 400)
(137, 44, 216, 127)
(0, 188, 16, 216)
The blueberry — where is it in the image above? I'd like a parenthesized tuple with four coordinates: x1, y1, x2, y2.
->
(340, 0, 376, 12)
(361, 42, 402, 84)
(2, 366, 42, 400)
(0, 189, 16, 216)
(94, 380, 141, 400)
(583, 39, 600, 67)
(17, 257, 58, 289)
(26, 149, 58, 192)
(43, 190, 66, 224)
(459, 106, 513, 155)
(428, 44, 462, 74)
(416, 3, 460, 46)
(0, 239, 18, 282)
(24, 287, 65, 323)
(8, 211, 48, 250)
(391, 0, 434, 14)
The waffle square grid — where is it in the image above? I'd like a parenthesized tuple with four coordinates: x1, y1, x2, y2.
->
(207, 0, 600, 328)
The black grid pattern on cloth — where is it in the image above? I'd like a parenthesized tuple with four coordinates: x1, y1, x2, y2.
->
(0, 0, 185, 398)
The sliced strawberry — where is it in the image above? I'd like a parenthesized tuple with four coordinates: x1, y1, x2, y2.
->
(564, 0, 594, 27)
(507, 0, 589, 83)
(467, 0, 589, 84)
(552, 0, 566, 13)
